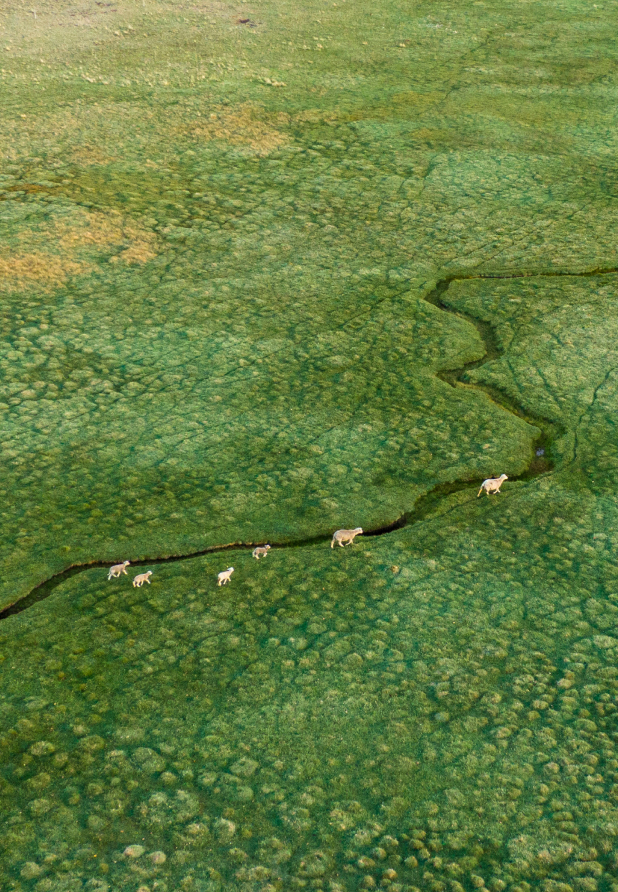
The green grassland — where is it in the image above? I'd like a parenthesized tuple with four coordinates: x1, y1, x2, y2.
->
(2, 0, 618, 889)
(1, 0, 618, 603)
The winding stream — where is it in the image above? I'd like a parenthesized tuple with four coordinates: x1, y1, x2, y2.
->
(2, 265, 616, 622)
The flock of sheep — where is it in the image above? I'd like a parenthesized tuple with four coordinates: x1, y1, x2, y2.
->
(106, 476, 508, 588)
(105, 528, 364, 588)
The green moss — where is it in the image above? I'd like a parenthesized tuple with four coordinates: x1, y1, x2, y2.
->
(3, 475, 618, 889)
(2, 0, 618, 602)
(2, 0, 618, 886)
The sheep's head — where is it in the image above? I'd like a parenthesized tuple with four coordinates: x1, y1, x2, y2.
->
(500, 474, 508, 481)
(354, 527, 363, 534)
(123, 560, 131, 567)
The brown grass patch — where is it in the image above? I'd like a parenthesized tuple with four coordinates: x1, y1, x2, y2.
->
(0, 253, 83, 292)
(0, 102, 148, 165)
(0, 209, 159, 291)
(52, 210, 158, 261)
(191, 104, 289, 155)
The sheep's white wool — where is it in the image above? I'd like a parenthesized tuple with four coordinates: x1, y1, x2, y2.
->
(331, 527, 363, 548)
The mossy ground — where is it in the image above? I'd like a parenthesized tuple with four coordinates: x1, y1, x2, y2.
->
(4, 475, 618, 891)
(2, 0, 618, 603)
(2, 0, 618, 889)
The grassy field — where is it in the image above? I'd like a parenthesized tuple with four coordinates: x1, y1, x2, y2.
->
(2, 0, 618, 889)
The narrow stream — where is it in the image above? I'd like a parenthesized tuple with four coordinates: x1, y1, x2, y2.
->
(2, 266, 616, 622)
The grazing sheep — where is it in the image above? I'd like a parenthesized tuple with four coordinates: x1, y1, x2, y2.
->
(252, 545, 271, 560)
(133, 570, 152, 587)
(108, 560, 130, 580)
(218, 567, 234, 586)
(331, 527, 363, 548)
(477, 474, 508, 497)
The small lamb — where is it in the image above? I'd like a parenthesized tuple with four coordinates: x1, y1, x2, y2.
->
(477, 474, 508, 497)
(331, 527, 363, 548)
(218, 567, 234, 586)
(108, 560, 130, 580)
(252, 545, 271, 560)
(133, 570, 152, 587)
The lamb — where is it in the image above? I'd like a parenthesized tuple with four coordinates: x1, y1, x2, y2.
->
(218, 567, 234, 586)
(331, 527, 363, 548)
(477, 474, 508, 497)
(252, 545, 271, 560)
(132, 570, 152, 587)
(108, 560, 130, 580)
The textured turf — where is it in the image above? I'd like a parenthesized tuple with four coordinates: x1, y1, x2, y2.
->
(3, 461, 618, 890)
(2, 0, 618, 604)
(2, 0, 618, 889)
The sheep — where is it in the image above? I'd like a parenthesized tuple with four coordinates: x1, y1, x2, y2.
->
(331, 527, 363, 548)
(218, 567, 234, 586)
(477, 474, 508, 497)
(108, 560, 130, 580)
(133, 570, 152, 587)
(252, 545, 271, 560)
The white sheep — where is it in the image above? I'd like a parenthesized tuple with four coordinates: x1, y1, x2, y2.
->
(331, 527, 363, 548)
(252, 545, 271, 560)
(108, 560, 130, 580)
(218, 567, 234, 586)
(477, 474, 508, 497)
(133, 570, 152, 587)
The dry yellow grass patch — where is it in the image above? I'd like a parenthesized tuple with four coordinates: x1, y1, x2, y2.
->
(115, 238, 158, 265)
(0, 253, 83, 292)
(53, 210, 158, 265)
(0, 209, 158, 291)
(0, 101, 148, 165)
(191, 105, 290, 155)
